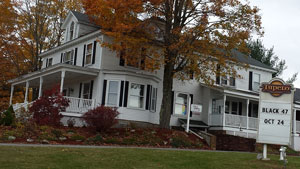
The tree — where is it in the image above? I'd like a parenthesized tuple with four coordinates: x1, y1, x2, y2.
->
(247, 39, 298, 83)
(87, 0, 262, 128)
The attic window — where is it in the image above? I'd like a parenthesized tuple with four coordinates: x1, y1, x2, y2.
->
(70, 22, 74, 40)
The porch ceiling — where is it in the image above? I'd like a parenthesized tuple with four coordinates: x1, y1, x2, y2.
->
(9, 64, 99, 88)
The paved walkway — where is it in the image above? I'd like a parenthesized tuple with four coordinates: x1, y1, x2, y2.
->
(0, 143, 255, 154)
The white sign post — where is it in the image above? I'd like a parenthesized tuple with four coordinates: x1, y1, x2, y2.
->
(257, 78, 294, 160)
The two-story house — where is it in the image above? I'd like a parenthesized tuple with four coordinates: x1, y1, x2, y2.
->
(8, 11, 300, 151)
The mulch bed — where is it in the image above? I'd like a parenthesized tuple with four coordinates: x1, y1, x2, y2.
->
(0, 126, 210, 150)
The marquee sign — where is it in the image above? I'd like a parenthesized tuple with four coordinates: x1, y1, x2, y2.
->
(261, 80, 292, 97)
(257, 78, 294, 146)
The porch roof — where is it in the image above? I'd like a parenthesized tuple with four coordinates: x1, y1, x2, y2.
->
(202, 84, 259, 100)
(8, 63, 100, 87)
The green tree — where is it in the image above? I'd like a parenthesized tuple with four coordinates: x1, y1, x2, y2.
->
(247, 39, 297, 83)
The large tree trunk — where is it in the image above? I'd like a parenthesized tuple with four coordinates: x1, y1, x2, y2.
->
(159, 61, 174, 128)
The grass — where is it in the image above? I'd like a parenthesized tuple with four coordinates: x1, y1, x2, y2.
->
(0, 146, 299, 169)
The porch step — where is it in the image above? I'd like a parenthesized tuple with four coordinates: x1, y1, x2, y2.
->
(178, 118, 209, 129)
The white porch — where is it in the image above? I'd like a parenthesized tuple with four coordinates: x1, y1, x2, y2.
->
(8, 64, 99, 115)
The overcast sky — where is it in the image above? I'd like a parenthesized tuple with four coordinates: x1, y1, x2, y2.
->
(250, 0, 300, 87)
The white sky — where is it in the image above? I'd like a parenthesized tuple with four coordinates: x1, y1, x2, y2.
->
(250, 0, 300, 88)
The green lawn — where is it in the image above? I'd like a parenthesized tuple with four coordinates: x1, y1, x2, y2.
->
(0, 146, 299, 169)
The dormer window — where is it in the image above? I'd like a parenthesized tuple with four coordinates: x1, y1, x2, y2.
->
(69, 22, 74, 40)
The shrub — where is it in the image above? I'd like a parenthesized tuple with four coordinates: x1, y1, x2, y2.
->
(82, 106, 119, 132)
(70, 134, 85, 141)
(170, 136, 192, 148)
(0, 106, 16, 126)
(29, 85, 69, 126)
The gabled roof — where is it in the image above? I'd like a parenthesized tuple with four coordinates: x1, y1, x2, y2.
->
(231, 49, 275, 71)
(71, 11, 96, 26)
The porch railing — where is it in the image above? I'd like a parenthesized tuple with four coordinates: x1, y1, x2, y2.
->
(225, 114, 247, 128)
(64, 97, 95, 114)
(209, 113, 258, 130)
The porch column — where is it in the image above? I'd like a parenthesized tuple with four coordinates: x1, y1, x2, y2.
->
(24, 81, 29, 103)
(38, 77, 43, 98)
(223, 94, 226, 127)
(60, 70, 65, 93)
(293, 109, 297, 134)
(246, 99, 249, 129)
(9, 85, 14, 105)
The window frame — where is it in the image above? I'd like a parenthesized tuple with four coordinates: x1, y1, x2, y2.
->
(82, 82, 91, 99)
(173, 92, 189, 116)
(85, 43, 93, 66)
(69, 22, 75, 40)
(46, 58, 53, 67)
(105, 80, 120, 107)
(253, 73, 261, 91)
(63, 49, 74, 65)
(128, 82, 146, 109)
(150, 87, 157, 112)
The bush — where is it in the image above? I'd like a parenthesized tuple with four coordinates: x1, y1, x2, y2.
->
(29, 85, 69, 126)
(70, 134, 85, 141)
(82, 106, 119, 132)
(0, 106, 16, 126)
(170, 136, 192, 148)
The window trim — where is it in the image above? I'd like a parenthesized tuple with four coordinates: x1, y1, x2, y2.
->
(105, 80, 120, 107)
(84, 43, 94, 66)
(128, 82, 146, 110)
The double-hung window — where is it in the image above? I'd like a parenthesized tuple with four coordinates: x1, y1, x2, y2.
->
(150, 88, 157, 112)
(129, 83, 145, 109)
(70, 22, 74, 40)
(253, 73, 260, 91)
(46, 58, 53, 67)
(82, 82, 91, 99)
(174, 93, 188, 115)
(85, 43, 93, 66)
(107, 81, 119, 106)
(63, 50, 74, 64)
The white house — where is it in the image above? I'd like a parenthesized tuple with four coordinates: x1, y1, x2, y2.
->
(8, 11, 300, 150)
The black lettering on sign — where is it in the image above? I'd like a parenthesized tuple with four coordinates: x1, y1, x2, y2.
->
(277, 120, 284, 125)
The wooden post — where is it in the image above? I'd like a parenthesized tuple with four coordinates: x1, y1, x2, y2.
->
(60, 70, 65, 93)
(39, 77, 43, 98)
(24, 81, 29, 103)
(223, 94, 226, 127)
(9, 85, 14, 105)
(246, 99, 249, 129)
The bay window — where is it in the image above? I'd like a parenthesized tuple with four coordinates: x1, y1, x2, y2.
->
(107, 81, 119, 106)
(150, 87, 157, 112)
(129, 83, 145, 108)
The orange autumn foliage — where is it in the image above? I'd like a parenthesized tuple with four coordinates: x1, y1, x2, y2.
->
(83, 0, 263, 128)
